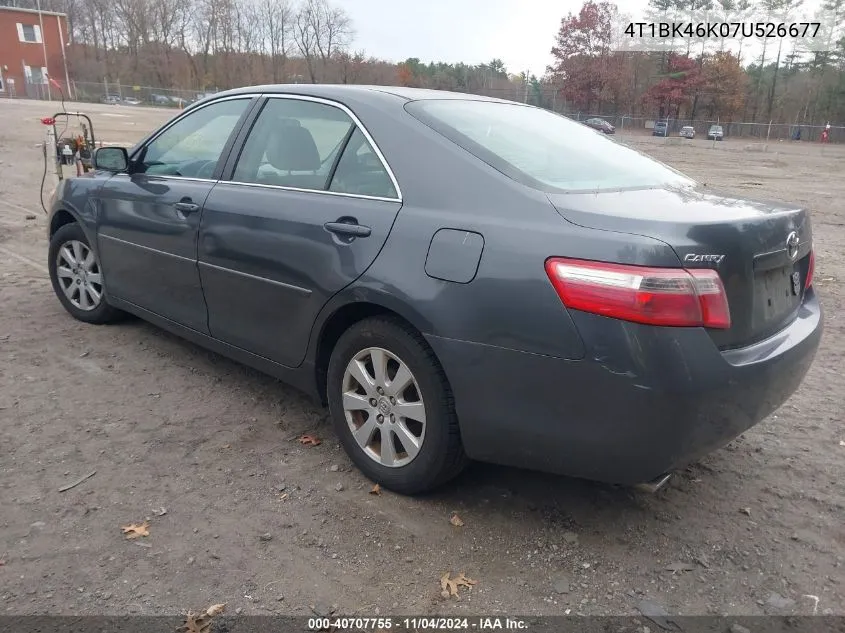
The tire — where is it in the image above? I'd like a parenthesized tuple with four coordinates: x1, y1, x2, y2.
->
(48, 222, 124, 324)
(326, 316, 467, 494)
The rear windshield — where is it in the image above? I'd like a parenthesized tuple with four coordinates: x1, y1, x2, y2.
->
(406, 100, 693, 193)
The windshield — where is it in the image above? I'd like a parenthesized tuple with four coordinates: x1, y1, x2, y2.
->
(406, 100, 693, 193)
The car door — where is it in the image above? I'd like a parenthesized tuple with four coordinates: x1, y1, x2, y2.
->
(96, 96, 255, 333)
(198, 95, 403, 367)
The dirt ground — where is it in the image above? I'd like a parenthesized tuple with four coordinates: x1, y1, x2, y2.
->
(1, 98, 843, 618)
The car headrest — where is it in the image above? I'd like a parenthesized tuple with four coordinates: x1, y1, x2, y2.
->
(266, 124, 320, 171)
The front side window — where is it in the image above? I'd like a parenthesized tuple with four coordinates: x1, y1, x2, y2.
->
(138, 98, 250, 178)
(233, 98, 355, 191)
(406, 100, 692, 193)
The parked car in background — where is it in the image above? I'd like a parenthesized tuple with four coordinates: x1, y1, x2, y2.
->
(652, 121, 669, 137)
(584, 118, 615, 134)
(150, 94, 171, 106)
(47, 85, 822, 495)
(122, 97, 142, 106)
(708, 125, 724, 140)
(680, 126, 695, 139)
(100, 94, 121, 105)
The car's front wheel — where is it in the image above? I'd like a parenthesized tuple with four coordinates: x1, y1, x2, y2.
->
(48, 222, 123, 324)
(327, 317, 467, 494)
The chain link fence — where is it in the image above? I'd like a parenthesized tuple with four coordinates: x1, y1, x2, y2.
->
(73, 81, 214, 107)
(566, 113, 843, 143)
(12, 79, 841, 143)
(14, 80, 218, 107)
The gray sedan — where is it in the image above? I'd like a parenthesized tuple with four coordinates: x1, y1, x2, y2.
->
(46, 85, 821, 494)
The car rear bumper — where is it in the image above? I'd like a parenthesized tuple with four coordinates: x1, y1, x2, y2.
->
(426, 292, 822, 484)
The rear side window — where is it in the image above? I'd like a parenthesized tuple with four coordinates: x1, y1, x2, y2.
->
(329, 128, 397, 199)
(406, 100, 692, 193)
(232, 98, 354, 191)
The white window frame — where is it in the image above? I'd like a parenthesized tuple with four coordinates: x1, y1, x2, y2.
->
(16, 23, 42, 43)
(23, 65, 47, 84)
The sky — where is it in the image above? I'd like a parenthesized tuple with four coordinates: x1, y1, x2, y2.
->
(331, 0, 831, 77)
(331, 0, 646, 77)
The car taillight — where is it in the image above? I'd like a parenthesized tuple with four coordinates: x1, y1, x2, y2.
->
(545, 257, 731, 329)
(806, 249, 815, 288)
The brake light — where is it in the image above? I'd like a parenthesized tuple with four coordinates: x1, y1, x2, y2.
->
(806, 249, 815, 288)
(545, 258, 731, 329)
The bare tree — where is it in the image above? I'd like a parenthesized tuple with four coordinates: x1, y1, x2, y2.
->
(294, 0, 353, 82)
(260, 0, 293, 82)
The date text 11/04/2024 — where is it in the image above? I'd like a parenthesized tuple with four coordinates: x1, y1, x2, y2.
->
(624, 21, 821, 39)
(307, 617, 529, 630)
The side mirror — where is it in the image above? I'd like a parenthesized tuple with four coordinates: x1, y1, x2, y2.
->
(93, 146, 129, 172)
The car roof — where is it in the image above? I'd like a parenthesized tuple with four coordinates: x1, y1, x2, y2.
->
(207, 84, 516, 105)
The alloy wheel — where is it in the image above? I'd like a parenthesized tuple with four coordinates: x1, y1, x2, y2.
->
(55, 240, 103, 311)
(341, 347, 427, 468)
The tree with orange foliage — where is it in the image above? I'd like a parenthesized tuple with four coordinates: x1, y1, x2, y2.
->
(397, 63, 415, 87)
(643, 53, 701, 119)
(548, 1, 626, 113)
(701, 51, 747, 120)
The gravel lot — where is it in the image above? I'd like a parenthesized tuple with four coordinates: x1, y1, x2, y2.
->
(1, 98, 843, 618)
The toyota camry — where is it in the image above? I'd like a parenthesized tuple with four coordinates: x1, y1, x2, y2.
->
(46, 85, 822, 494)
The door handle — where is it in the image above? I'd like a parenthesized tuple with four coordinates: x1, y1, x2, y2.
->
(174, 201, 200, 214)
(324, 221, 371, 238)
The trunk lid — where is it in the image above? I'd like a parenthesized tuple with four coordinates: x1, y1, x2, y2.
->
(548, 186, 814, 349)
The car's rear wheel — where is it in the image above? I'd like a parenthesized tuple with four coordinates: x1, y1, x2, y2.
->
(326, 317, 467, 494)
(48, 222, 123, 324)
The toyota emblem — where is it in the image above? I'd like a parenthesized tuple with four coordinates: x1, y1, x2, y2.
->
(786, 231, 800, 260)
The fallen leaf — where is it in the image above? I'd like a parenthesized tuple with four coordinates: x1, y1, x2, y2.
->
(120, 521, 150, 539)
(206, 603, 226, 617)
(664, 562, 695, 573)
(220, 444, 231, 450)
(153, 507, 167, 517)
(739, 507, 752, 516)
(369, 484, 381, 496)
(440, 571, 477, 599)
(839, 440, 844, 446)
(449, 513, 465, 527)
(278, 493, 288, 501)
(298, 434, 321, 446)
(176, 611, 211, 633)
(637, 599, 683, 631)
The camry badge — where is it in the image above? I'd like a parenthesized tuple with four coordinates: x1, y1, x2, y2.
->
(683, 253, 725, 265)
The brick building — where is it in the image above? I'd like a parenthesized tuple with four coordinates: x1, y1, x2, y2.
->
(0, 5, 69, 99)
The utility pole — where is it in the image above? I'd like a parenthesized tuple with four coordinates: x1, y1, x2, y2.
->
(36, 0, 51, 100)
